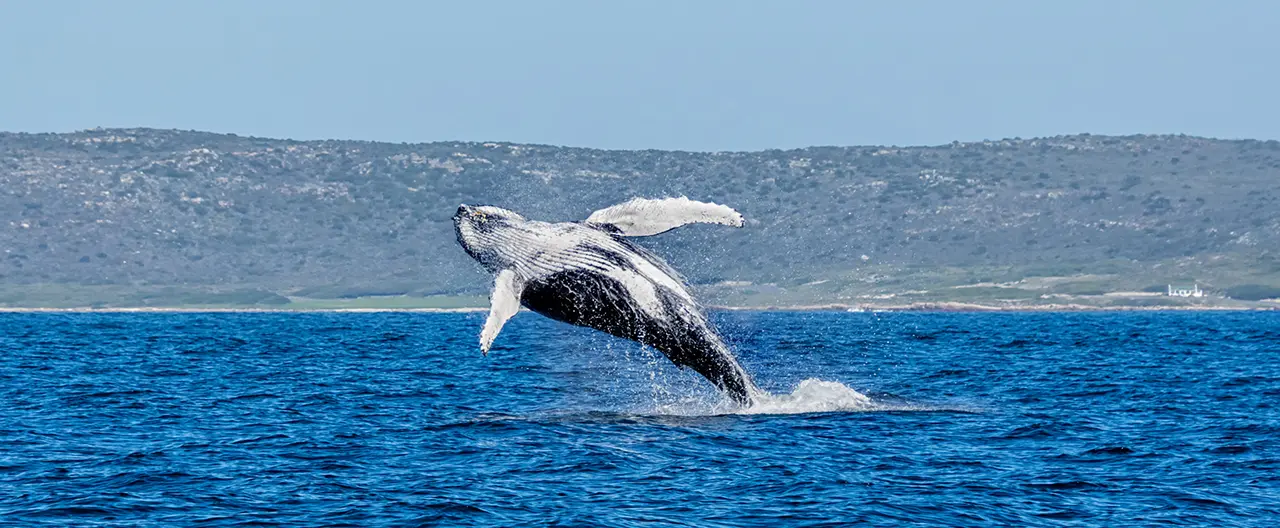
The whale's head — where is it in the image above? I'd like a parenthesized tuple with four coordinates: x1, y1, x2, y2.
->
(454, 204, 527, 272)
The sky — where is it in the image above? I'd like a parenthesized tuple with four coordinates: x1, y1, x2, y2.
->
(1, 0, 1277, 151)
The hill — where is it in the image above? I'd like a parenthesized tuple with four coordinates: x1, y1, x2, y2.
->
(2, 128, 1279, 309)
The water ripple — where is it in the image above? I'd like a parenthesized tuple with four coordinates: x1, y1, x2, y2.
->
(0, 311, 1278, 525)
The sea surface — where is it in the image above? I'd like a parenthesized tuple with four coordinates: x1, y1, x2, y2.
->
(1, 311, 1277, 526)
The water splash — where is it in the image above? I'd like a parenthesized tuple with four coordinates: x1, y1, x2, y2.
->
(739, 379, 877, 414)
(642, 378, 893, 416)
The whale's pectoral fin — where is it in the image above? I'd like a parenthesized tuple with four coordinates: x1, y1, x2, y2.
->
(480, 269, 523, 356)
(585, 196, 744, 237)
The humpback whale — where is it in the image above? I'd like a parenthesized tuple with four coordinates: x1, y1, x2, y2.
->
(453, 197, 761, 405)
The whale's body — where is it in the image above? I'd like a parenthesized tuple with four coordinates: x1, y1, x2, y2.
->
(453, 197, 759, 404)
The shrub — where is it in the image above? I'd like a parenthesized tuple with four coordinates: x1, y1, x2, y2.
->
(1224, 284, 1280, 301)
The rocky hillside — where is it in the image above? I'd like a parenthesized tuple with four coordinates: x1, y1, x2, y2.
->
(2, 128, 1278, 307)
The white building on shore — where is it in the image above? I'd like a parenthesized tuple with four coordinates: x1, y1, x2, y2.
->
(1167, 284, 1204, 297)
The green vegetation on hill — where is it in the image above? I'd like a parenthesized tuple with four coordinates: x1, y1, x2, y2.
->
(1, 128, 1278, 309)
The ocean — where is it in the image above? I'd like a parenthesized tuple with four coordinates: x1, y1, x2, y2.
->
(1, 311, 1277, 526)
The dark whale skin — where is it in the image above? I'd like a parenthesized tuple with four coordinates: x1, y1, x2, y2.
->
(521, 268, 753, 404)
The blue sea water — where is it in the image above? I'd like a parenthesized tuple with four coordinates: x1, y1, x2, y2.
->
(1, 311, 1278, 526)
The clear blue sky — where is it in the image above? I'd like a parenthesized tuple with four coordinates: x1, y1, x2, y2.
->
(1, 0, 1276, 151)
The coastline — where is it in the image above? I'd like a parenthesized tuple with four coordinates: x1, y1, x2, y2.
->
(0, 302, 1274, 314)
(712, 301, 1279, 312)
(0, 307, 490, 314)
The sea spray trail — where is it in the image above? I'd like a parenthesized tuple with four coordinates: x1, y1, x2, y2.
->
(1, 311, 1278, 526)
(641, 377, 976, 416)
(747, 379, 877, 414)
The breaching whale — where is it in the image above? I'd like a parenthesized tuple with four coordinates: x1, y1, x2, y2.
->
(453, 197, 761, 405)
